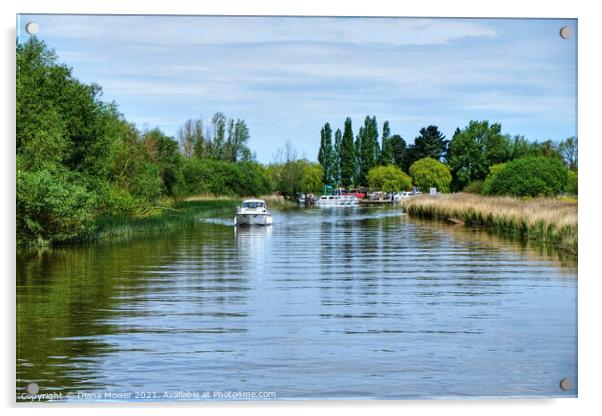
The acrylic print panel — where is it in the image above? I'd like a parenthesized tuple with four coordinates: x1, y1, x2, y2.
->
(15, 14, 577, 402)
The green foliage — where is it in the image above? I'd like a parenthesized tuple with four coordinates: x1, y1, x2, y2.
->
(16, 38, 267, 245)
(566, 170, 578, 195)
(403, 126, 448, 171)
(178, 158, 272, 197)
(332, 128, 342, 186)
(367, 165, 412, 192)
(462, 180, 484, 194)
(389, 134, 406, 169)
(447, 120, 511, 191)
(559, 136, 578, 171)
(409, 157, 452, 192)
(378, 121, 393, 165)
(177, 113, 253, 162)
(482, 163, 507, 195)
(302, 163, 324, 194)
(318, 123, 334, 185)
(357, 116, 380, 186)
(484, 157, 568, 197)
(339, 118, 356, 187)
(16, 167, 95, 244)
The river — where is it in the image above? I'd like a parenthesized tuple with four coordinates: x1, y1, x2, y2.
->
(16, 206, 577, 401)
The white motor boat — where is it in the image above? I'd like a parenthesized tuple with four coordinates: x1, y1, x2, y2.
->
(315, 195, 360, 207)
(234, 199, 273, 226)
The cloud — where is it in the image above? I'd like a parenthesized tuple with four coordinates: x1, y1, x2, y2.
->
(22, 15, 496, 46)
(18, 15, 576, 162)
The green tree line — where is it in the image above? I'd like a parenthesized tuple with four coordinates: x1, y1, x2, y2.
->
(318, 117, 577, 195)
(16, 39, 280, 245)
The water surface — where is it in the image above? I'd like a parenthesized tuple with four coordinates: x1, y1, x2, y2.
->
(16, 206, 577, 400)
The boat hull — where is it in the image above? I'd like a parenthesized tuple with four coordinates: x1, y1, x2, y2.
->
(235, 213, 273, 226)
(315, 198, 360, 207)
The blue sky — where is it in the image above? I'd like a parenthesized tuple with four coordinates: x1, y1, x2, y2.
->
(17, 15, 577, 163)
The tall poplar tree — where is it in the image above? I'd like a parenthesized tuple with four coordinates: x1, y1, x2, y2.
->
(358, 116, 379, 186)
(317, 122, 333, 185)
(340, 118, 355, 187)
(378, 120, 393, 165)
(333, 128, 342, 186)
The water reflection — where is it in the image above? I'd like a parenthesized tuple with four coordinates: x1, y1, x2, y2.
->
(16, 206, 577, 400)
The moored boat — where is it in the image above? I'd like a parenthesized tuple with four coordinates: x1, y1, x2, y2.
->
(234, 199, 273, 226)
(315, 195, 360, 207)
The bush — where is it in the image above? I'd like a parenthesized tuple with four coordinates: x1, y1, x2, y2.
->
(566, 170, 578, 195)
(367, 165, 412, 192)
(463, 180, 484, 194)
(482, 163, 507, 194)
(485, 156, 568, 197)
(16, 168, 95, 244)
(409, 157, 452, 192)
(178, 158, 272, 197)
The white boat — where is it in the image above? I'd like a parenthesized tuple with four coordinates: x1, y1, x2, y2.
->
(392, 191, 412, 201)
(234, 199, 273, 226)
(315, 195, 360, 207)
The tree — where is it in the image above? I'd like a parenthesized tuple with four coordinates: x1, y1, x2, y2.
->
(302, 163, 324, 194)
(409, 157, 452, 192)
(446, 120, 511, 191)
(367, 165, 412, 192)
(225, 118, 252, 162)
(403, 125, 448, 170)
(317, 122, 333, 186)
(339, 118, 356, 187)
(141, 129, 183, 196)
(177, 114, 252, 162)
(270, 141, 306, 198)
(210, 112, 227, 160)
(389, 134, 406, 169)
(566, 170, 578, 195)
(558, 136, 578, 171)
(332, 128, 342, 186)
(358, 116, 379, 186)
(484, 156, 568, 197)
(177, 118, 204, 158)
(378, 120, 393, 165)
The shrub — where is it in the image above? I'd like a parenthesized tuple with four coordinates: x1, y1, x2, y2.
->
(482, 163, 507, 194)
(178, 158, 272, 197)
(367, 165, 412, 192)
(409, 157, 452, 192)
(485, 156, 568, 197)
(16, 168, 95, 244)
(463, 180, 484, 194)
(566, 170, 578, 195)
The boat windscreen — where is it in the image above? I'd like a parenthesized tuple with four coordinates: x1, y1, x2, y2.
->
(243, 202, 264, 208)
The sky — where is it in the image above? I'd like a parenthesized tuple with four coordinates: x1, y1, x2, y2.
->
(17, 15, 577, 163)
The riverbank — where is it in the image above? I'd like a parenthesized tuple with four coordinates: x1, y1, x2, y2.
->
(82, 195, 297, 244)
(401, 193, 577, 255)
(18, 195, 294, 247)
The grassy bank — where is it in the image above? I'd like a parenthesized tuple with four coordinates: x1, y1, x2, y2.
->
(68, 194, 296, 245)
(401, 193, 577, 255)
(74, 199, 240, 244)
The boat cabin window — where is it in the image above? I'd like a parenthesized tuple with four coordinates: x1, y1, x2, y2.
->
(242, 201, 264, 209)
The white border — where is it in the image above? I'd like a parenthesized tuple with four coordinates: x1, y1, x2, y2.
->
(3, 1, 601, 415)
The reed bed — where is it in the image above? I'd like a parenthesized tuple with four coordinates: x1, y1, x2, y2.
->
(182, 193, 296, 209)
(401, 193, 577, 254)
(76, 199, 240, 244)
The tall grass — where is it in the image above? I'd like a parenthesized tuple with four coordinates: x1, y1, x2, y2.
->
(70, 195, 295, 244)
(74, 199, 240, 244)
(182, 193, 296, 208)
(402, 193, 577, 255)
